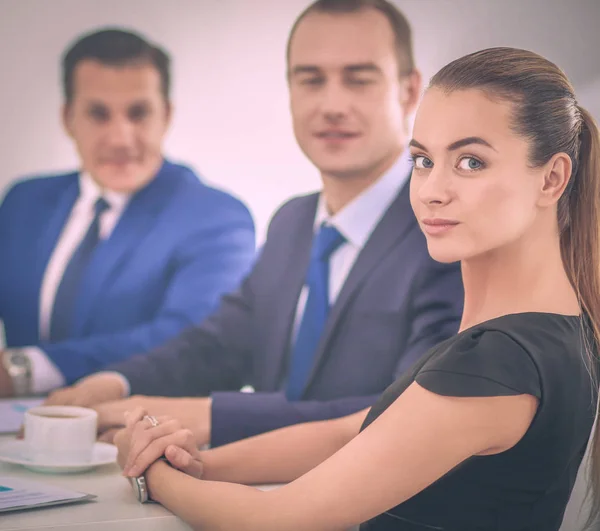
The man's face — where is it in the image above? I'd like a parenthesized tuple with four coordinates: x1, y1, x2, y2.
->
(288, 8, 420, 181)
(63, 60, 171, 193)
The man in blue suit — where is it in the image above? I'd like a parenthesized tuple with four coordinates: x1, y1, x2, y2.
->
(47, 0, 464, 447)
(0, 28, 255, 398)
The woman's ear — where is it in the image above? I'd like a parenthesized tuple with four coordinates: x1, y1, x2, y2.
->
(537, 152, 572, 207)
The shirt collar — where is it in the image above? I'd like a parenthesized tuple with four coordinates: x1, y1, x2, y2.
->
(78, 172, 131, 213)
(314, 151, 412, 250)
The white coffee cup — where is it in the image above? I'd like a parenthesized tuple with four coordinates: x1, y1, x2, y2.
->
(24, 406, 97, 463)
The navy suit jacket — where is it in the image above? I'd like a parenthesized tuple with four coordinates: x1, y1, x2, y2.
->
(0, 159, 256, 384)
(111, 181, 464, 446)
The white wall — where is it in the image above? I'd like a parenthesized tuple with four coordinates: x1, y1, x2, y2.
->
(1, 0, 598, 243)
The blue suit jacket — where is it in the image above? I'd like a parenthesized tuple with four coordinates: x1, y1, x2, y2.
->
(112, 180, 464, 446)
(0, 159, 256, 384)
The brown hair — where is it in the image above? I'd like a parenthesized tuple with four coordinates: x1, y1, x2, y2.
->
(286, 0, 414, 77)
(430, 47, 600, 526)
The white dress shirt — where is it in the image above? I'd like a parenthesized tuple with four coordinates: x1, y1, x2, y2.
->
(21, 173, 130, 394)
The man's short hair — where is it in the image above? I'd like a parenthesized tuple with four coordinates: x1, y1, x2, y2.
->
(286, 0, 415, 77)
(62, 27, 171, 104)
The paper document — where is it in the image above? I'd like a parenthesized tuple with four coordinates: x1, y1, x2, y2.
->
(0, 476, 96, 513)
(0, 398, 44, 434)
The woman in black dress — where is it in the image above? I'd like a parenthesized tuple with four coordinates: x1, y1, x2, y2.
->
(114, 46, 600, 531)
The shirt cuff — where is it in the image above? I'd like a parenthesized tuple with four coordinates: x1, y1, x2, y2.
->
(19, 346, 65, 394)
(101, 372, 131, 397)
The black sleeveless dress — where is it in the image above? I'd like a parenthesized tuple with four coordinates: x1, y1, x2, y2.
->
(359, 313, 596, 531)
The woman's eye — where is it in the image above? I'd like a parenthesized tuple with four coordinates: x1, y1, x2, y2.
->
(413, 156, 434, 169)
(457, 157, 484, 171)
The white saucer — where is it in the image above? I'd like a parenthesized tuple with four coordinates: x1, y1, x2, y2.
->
(0, 440, 117, 474)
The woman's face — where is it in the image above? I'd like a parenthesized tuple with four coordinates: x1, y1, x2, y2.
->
(409, 88, 545, 264)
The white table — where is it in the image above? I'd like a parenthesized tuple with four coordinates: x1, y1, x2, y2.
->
(0, 434, 289, 530)
(0, 435, 194, 530)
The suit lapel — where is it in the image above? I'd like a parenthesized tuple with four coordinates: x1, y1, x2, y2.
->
(34, 175, 79, 296)
(260, 195, 317, 390)
(31, 175, 80, 338)
(72, 161, 178, 335)
(303, 182, 416, 393)
(36, 176, 79, 273)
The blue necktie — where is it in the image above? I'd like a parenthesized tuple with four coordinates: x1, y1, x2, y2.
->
(49, 197, 110, 342)
(285, 223, 346, 400)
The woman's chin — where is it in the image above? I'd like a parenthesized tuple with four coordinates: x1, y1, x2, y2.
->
(426, 245, 464, 264)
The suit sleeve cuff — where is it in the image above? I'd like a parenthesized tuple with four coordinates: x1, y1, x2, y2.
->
(209, 391, 378, 447)
(210, 391, 291, 447)
(19, 347, 65, 394)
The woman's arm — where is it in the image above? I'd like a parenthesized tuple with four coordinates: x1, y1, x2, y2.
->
(119, 408, 368, 484)
(121, 383, 538, 530)
(201, 408, 368, 484)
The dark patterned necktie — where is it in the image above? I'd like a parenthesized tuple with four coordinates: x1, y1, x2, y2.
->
(49, 197, 110, 342)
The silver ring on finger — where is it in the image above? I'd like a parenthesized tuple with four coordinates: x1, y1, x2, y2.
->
(143, 415, 159, 428)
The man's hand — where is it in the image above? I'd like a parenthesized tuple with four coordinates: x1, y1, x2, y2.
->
(0, 355, 14, 398)
(114, 407, 205, 479)
(96, 396, 212, 447)
(44, 373, 127, 408)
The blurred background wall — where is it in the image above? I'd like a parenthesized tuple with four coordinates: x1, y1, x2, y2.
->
(0, 0, 598, 243)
